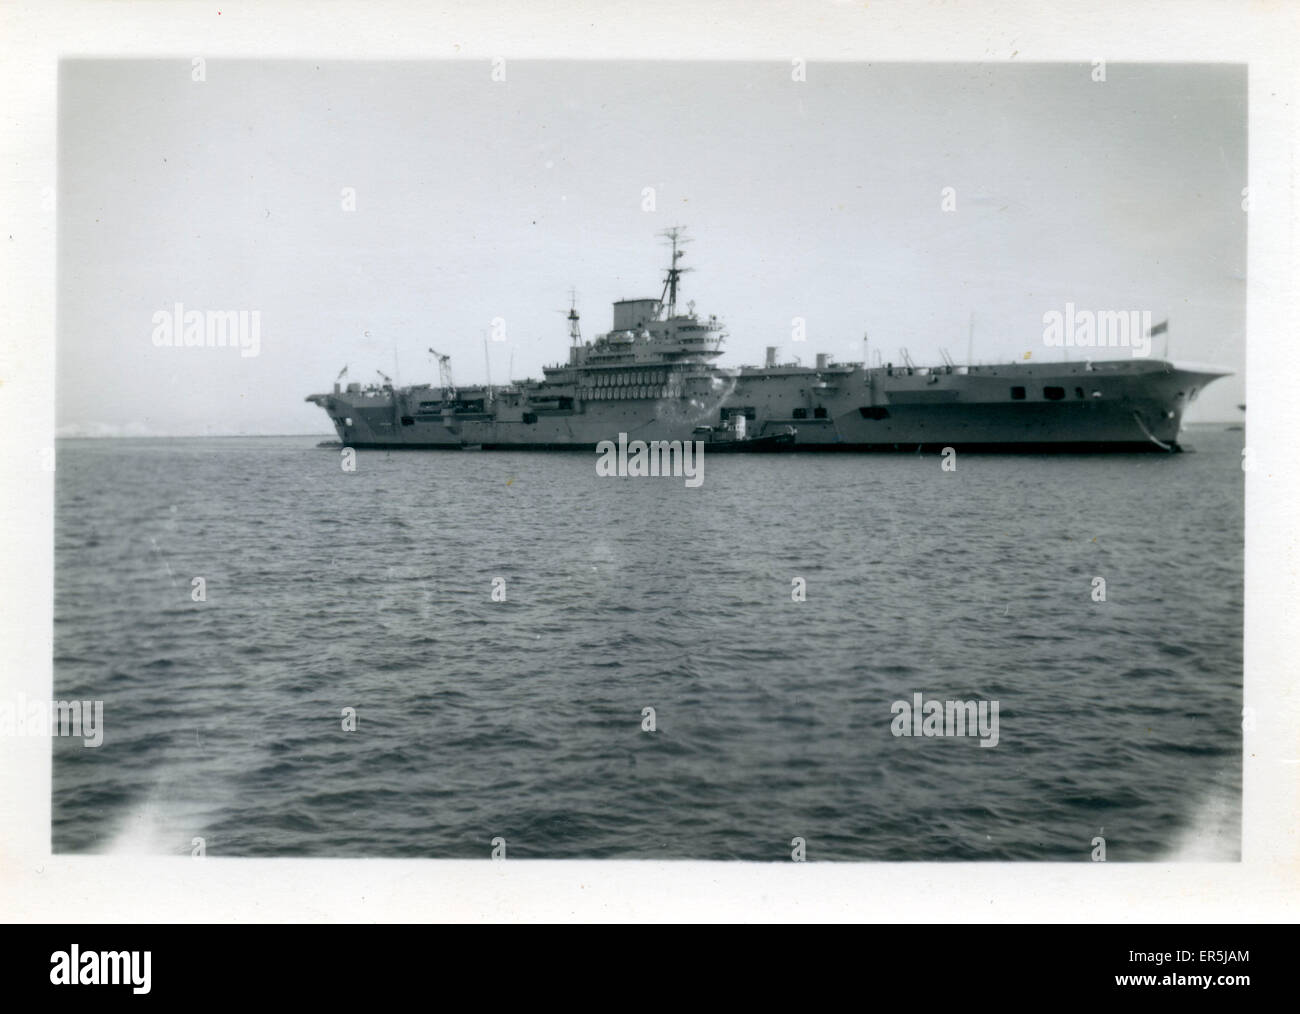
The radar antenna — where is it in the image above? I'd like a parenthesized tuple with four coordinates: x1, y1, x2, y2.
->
(566, 288, 582, 345)
(658, 226, 693, 318)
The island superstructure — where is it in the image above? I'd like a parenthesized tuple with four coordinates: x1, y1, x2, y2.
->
(306, 229, 1228, 452)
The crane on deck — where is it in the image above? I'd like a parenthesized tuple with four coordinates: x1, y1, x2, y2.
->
(428, 348, 456, 402)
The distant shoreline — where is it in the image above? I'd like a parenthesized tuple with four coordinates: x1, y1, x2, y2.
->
(54, 432, 337, 440)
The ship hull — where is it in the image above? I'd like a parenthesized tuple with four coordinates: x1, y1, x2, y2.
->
(309, 360, 1225, 453)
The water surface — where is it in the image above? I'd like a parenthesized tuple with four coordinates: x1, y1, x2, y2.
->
(53, 428, 1243, 860)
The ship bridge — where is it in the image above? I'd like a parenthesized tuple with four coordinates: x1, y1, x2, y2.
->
(541, 307, 725, 379)
(541, 227, 725, 382)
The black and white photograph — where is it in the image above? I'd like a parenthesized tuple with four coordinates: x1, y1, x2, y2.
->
(2, 0, 1297, 931)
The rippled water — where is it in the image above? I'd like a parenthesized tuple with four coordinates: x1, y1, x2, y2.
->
(52, 428, 1243, 860)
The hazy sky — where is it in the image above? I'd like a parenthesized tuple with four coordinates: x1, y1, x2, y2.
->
(57, 60, 1246, 435)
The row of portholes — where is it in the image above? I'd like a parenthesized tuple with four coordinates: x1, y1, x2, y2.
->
(582, 385, 681, 400)
(593, 371, 672, 387)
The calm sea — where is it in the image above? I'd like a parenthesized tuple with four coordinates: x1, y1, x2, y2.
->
(52, 427, 1244, 860)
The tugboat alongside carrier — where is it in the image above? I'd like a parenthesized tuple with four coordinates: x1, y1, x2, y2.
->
(307, 229, 1228, 452)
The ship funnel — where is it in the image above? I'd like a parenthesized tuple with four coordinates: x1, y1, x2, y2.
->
(816, 353, 830, 370)
(613, 299, 661, 332)
(765, 346, 777, 368)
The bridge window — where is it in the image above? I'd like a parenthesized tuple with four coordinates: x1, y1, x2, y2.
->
(1011, 386, 1026, 400)
(792, 407, 807, 419)
(1043, 386, 1065, 401)
(1075, 387, 1085, 399)
(813, 406, 828, 418)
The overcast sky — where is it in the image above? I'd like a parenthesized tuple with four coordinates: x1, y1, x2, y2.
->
(57, 60, 1246, 435)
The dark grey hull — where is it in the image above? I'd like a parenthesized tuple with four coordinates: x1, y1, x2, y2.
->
(309, 359, 1227, 454)
(340, 439, 1181, 453)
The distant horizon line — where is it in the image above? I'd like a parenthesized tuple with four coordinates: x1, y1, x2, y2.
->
(55, 432, 337, 440)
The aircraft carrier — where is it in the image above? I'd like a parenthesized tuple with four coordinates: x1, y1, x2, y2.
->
(306, 230, 1229, 452)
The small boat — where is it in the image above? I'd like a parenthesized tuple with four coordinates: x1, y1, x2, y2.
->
(691, 424, 797, 450)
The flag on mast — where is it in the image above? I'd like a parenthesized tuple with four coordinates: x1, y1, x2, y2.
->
(1149, 319, 1170, 360)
